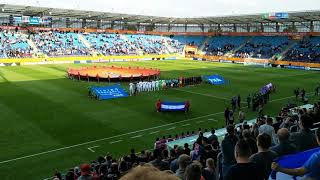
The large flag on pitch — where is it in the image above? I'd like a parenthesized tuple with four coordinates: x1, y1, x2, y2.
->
(203, 74, 226, 85)
(91, 84, 128, 100)
(160, 101, 186, 112)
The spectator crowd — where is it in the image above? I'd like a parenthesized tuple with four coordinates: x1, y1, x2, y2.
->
(51, 100, 320, 180)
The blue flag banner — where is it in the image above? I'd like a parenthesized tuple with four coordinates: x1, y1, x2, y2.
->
(271, 147, 320, 180)
(161, 101, 186, 112)
(203, 74, 226, 85)
(91, 85, 128, 100)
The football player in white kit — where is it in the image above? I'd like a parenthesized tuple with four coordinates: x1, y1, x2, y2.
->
(151, 81, 156, 91)
(129, 82, 134, 96)
(143, 82, 147, 92)
(148, 81, 152, 92)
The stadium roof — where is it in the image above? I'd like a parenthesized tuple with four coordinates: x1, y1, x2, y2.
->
(1, 4, 320, 25)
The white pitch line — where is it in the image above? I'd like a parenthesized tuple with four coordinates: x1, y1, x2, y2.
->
(166, 127, 176, 130)
(0, 92, 312, 164)
(269, 92, 314, 103)
(149, 131, 160, 134)
(87, 145, 99, 153)
(174, 89, 229, 101)
(130, 135, 143, 139)
(0, 112, 223, 165)
(196, 120, 205, 124)
(181, 124, 191, 127)
(109, 140, 123, 144)
(174, 88, 247, 104)
(208, 119, 218, 122)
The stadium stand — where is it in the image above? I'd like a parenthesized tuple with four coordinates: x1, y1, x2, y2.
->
(171, 35, 206, 47)
(0, 30, 32, 58)
(31, 31, 91, 57)
(235, 36, 289, 59)
(1, 29, 320, 63)
(204, 36, 248, 56)
(285, 36, 320, 62)
(50, 101, 320, 180)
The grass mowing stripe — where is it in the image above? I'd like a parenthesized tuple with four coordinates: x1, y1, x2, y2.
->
(1, 60, 319, 180)
(0, 110, 226, 164)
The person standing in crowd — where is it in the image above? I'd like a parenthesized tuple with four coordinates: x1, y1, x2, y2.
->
(185, 162, 202, 180)
(225, 140, 264, 180)
(259, 117, 277, 145)
(271, 128, 297, 157)
(294, 88, 300, 101)
(202, 158, 216, 180)
(290, 114, 318, 152)
(271, 127, 320, 180)
(249, 133, 278, 180)
(221, 125, 238, 179)
(315, 85, 319, 96)
(246, 94, 251, 109)
(238, 110, 245, 123)
(237, 94, 241, 109)
(208, 129, 218, 145)
(301, 89, 306, 101)
(231, 97, 237, 112)
(229, 110, 235, 125)
(175, 154, 191, 180)
(224, 107, 230, 126)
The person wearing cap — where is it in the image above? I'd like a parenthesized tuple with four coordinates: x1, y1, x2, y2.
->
(78, 163, 92, 180)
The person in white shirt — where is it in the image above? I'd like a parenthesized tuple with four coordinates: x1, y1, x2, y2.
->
(129, 83, 134, 96)
(259, 117, 277, 145)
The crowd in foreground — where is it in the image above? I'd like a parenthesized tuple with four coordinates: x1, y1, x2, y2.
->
(51, 99, 320, 180)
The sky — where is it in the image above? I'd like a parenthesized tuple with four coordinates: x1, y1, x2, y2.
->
(1, 0, 320, 17)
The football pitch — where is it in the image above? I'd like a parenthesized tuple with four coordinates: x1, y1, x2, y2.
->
(0, 59, 319, 180)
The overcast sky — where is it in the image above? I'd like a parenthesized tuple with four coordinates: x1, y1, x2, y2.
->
(1, 0, 320, 17)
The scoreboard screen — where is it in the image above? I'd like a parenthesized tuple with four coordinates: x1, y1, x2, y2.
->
(262, 12, 289, 20)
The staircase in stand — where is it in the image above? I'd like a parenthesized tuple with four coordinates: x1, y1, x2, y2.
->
(21, 33, 46, 57)
(119, 35, 143, 55)
(227, 36, 252, 56)
(198, 36, 211, 52)
(274, 40, 298, 60)
(78, 34, 99, 56)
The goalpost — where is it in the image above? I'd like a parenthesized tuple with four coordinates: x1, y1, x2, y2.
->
(243, 58, 270, 68)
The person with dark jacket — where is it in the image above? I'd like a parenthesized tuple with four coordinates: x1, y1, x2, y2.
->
(242, 129, 258, 154)
(271, 128, 297, 157)
(249, 133, 277, 180)
(221, 125, 238, 179)
(149, 149, 169, 171)
(225, 140, 264, 180)
(290, 114, 318, 152)
(224, 108, 230, 126)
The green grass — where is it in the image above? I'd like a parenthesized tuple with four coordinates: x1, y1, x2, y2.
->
(0, 59, 319, 180)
